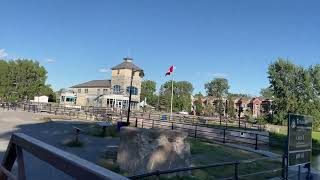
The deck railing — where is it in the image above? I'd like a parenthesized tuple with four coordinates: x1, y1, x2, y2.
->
(0, 133, 129, 180)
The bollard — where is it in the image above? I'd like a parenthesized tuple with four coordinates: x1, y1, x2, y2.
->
(171, 122, 174, 130)
(152, 119, 154, 128)
(234, 162, 239, 180)
(255, 134, 258, 150)
(194, 124, 197, 138)
(135, 117, 138, 127)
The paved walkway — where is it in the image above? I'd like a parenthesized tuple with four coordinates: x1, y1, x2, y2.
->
(0, 110, 119, 180)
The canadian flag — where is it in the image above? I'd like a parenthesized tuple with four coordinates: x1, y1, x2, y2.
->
(165, 65, 174, 76)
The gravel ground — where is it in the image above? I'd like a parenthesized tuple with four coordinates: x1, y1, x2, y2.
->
(0, 110, 119, 180)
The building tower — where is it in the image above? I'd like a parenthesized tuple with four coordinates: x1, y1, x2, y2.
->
(111, 57, 144, 109)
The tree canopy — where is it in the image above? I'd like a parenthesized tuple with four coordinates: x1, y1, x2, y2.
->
(205, 78, 229, 98)
(205, 78, 230, 116)
(140, 80, 157, 107)
(268, 58, 320, 128)
(260, 87, 273, 99)
(159, 80, 193, 112)
(0, 59, 55, 102)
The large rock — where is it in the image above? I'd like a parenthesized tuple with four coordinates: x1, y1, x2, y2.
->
(117, 127, 190, 175)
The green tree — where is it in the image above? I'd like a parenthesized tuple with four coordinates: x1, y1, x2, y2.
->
(205, 78, 230, 118)
(268, 58, 319, 128)
(260, 87, 274, 99)
(0, 59, 53, 102)
(194, 92, 204, 99)
(159, 80, 193, 112)
(140, 80, 157, 107)
(226, 95, 236, 118)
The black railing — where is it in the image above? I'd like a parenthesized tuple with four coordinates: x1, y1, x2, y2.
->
(129, 156, 284, 180)
(0, 133, 129, 180)
(131, 117, 270, 150)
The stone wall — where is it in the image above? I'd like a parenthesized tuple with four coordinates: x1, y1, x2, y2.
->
(117, 127, 190, 176)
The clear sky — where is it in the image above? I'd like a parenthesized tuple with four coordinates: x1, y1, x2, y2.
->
(1, 0, 319, 95)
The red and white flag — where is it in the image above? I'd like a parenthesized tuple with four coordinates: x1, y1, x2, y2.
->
(165, 65, 174, 76)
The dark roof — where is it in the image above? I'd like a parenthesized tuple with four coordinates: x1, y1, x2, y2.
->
(111, 57, 143, 71)
(71, 80, 111, 88)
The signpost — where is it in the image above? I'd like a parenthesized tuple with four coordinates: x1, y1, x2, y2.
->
(286, 113, 313, 179)
(287, 114, 312, 166)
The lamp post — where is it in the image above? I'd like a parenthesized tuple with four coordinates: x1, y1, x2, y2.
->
(238, 103, 243, 128)
(126, 68, 134, 125)
(126, 68, 144, 125)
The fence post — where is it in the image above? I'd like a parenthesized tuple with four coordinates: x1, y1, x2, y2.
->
(142, 119, 144, 128)
(156, 170, 160, 180)
(194, 124, 197, 138)
(223, 129, 226, 143)
(135, 118, 138, 127)
(234, 162, 239, 180)
(281, 154, 286, 179)
(255, 134, 258, 150)
(171, 122, 174, 130)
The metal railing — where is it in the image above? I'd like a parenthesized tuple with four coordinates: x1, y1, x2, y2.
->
(0, 133, 129, 180)
(129, 156, 284, 180)
(130, 117, 270, 150)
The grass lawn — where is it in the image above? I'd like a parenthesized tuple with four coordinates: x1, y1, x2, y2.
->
(164, 139, 282, 180)
(269, 130, 320, 153)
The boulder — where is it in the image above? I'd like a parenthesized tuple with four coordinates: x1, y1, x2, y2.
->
(117, 127, 190, 175)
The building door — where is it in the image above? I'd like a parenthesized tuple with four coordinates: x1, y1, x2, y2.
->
(117, 101, 122, 109)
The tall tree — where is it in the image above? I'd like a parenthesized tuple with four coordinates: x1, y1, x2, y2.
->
(140, 80, 157, 107)
(226, 95, 236, 118)
(260, 87, 274, 99)
(268, 58, 319, 127)
(159, 80, 193, 112)
(205, 78, 230, 118)
(0, 59, 54, 102)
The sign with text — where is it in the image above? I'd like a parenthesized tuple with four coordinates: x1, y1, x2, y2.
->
(288, 114, 313, 166)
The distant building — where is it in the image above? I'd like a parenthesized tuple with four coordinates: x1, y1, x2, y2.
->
(30, 96, 49, 103)
(247, 97, 262, 118)
(59, 89, 77, 105)
(235, 97, 249, 117)
(61, 57, 144, 110)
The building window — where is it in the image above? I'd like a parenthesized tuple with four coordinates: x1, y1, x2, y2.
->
(113, 85, 121, 94)
(97, 89, 100, 95)
(103, 89, 108, 94)
(126, 86, 138, 95)
(85, 89, 88, 93)
(117, 70, 120, 74)
(78, 89, 81, 93)
(106, 99, 115, 108)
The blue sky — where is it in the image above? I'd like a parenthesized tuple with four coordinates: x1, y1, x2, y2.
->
(1, 0, 320, 95)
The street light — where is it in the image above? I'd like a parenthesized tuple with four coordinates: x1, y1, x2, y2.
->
(126, 67, 144, 125)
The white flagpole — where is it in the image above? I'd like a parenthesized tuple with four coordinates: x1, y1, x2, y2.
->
(170, 66, 174, 121)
